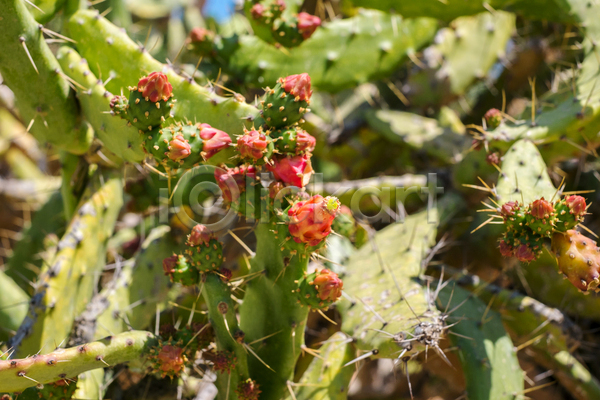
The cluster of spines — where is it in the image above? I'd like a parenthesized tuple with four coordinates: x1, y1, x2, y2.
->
(498, 195, 588, 263)
(163, 225, 224, 286)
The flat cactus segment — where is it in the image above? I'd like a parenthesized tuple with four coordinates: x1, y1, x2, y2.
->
(436, 284, 525, 400)
(294, 332, 355, 400)
(338, 196, 460, 358)
(12, 177, 123, 357)
(365, 108, 468, 163)
(218, 10, 438, 92)
(0, 271, 28, 342)
(67, 10, 260, 141)
(495, 140, 555, 204)
(0, 0, 92, 154)
(56, 47, 145, 163)
(345, 0, 575, 23)
(0, 331, 155, 393)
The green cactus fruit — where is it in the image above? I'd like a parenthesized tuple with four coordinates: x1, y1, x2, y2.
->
(500, 201, 527, 232)
(262, 73, 312, 128)
(332, 205, 356, 240)
(525, 198, 556, 237)
(147, 339, 188, 379)
(185, 224, 224, 272)
(554, 195, 587, 232)
(296, 268, 343, 309)
(551, 230, 600, 292)
(126, 72, 175, 132)
(271, 126, 316, 155)
(484, 108, 503, 130)
(37, 377, 79, 399)
(271, 12, 321, 48)
(211, 350, 237, 374)
(236, 378, 261, 400)
(236, 127, 274, 164)
(162, 254, 200, 286)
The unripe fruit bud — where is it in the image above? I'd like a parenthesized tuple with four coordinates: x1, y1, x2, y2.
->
(281, 73, 312, 101)
(530, 198, 554, 219)
(484, 108, 502, 130)
(198, 123, 232, 159)
(167, 135, 191, 161)
(297, 12, 321, 39)
(138, 72, 173, 103)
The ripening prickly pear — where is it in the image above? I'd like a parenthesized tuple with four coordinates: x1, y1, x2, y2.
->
(272, 126, 316, 155)
(37, 377, 79, 399)
(267, 154, 313, 188)
(554, 195, 587, 232)
(236, 128, 274, 163)
(121, 72, 175, 132)
(287, 195, 340, 246)
(215, 164, 260, 218)
(296, 268, 343, 309)
(262, 74, 312, 128)
(185, 224, 224, 272)
(236, 378, 261, 400)
(485, 108, 502, 129)
(163, 254, 200, 286)
(551, 230, 600, 292)
(211, 350, 237, 374)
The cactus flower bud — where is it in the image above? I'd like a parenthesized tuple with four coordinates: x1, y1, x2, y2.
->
(530, 198, 554, 219)
(162, 255, 178, 275)
(267, 154, 313, 188)
(167, 135, 191, 161)
(237, 129, 270, 160)
(500, 201, 518, 217)
(295, 130, 316, 153)
(215, 165, 256, 203)
(565, 195, 586, 216)
(137, 72, 173, 103)
(269, 181, 285, 199)
(250, 3, 265, 19)
(288, 195, 340, 246)
(515, 244, 536, 263)
(190, 27, 214, 43)
(156, 345, 185, 378)
(498, 240, 514, 257)
(236, 379, 261, 400)
(281, 73, 312, 101)
(312, 269, 343, 302)
(198, 123, 232, 159)
(297, 12, 321, 39)
(187, 224, 214, 247)
(484, 108, 502, 130)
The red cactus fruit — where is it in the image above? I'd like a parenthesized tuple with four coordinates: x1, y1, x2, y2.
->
(500, 201, 518, 218)
(215, 165, 256, 203)
(551, 230, 600, 292)
(498, 240, 514, 257)
(250, 3, 265, 19)
(237, 129, 270, 160)
(197, 123, 232, 159)
(187, 224, 214, 247)
(213, 350, 237, 374)
(297, 12, 321, 39)
(288, 195, 340, 246)
(530, 198, 554, 219)
(565, 195, 586, 216)
(156, 345, 185, 378)
(189, 27, 214, 43)
(267, 154, 313, 188)
(236, 379, 261, 400)
(137, 72, 173, 103)
(162, 255, 178, 275)
(515, 244, 536, 263)
(281, 73, 312, 101)
(484, 108, 502, 129)
(166, 135, 191, 162)
(312, 269, 343, 302)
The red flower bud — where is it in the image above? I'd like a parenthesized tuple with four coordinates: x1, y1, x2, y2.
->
(137, 72, 173, 103)
(187, 224, 214, 247)
(281, 73, 312, 101)
(215, 165, 256, 203)
(484, 108, 502, 129)
(498, 240, 514, 257)
(198, 123, 232, 159)
(267, 154, 313, 188)
(237, 129, 269, 160)
(312, 269, 343, 302)
(162, 255, 178, 275)
(295, 130, 316, 154)
(297, 12, 321, 39)
(288, 195, 340, 246)
(189, 27, 214, 43)
(515, 244, 536, 263)
(156, 345, 185, 376)
(250, 3, 265, 19)
(268, 181, 285, 199)
(565, 195, 586, 216)
(166, 135, 191, 161)
(500, 201, 518, 217)
(530, 198, 554, 219)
